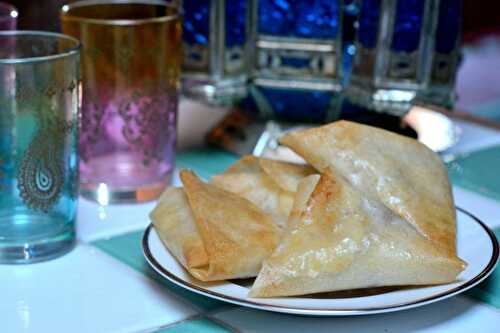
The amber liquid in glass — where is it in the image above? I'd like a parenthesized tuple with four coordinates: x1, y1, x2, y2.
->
(62, 2, 182, 203)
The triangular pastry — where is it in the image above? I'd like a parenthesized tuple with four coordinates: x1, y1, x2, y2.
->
(150, 187, 208, 270)
(280, 120, 457, 257)
(250, 171, 466, 297)
(211, 155, 315, 229)
(151, 170, 281, 281)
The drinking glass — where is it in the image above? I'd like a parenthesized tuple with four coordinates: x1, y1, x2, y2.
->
(61, 0, 182, 204)
(0, 31, 80, 264)
(0, 2, 17, 30)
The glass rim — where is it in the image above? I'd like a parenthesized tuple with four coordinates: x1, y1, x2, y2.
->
(0, 2, 18, 22)
(60, 0, 181, 26)
(0, 31, 81, 65)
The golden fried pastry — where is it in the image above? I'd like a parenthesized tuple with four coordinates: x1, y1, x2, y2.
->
(151, 121, 466, 297)
(151, 170, 281, 281)
(211, 155, 315, 229)
(280, 120, 457, 257)
(150, 187, 208, 270)
(250, 171, 466, 297)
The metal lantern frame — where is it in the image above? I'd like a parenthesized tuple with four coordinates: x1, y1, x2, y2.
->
(346, 0, 462, 115)
(181, 0, 346, 119)
(182, 0, 252, 105)
(247, 0, 345, 121)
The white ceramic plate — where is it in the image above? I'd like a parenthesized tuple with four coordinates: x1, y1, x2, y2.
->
(142, 207, 498, 316)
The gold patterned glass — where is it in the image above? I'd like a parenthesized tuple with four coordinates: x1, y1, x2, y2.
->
(0, 31, 80, 264)
(61, 0, 182, 204)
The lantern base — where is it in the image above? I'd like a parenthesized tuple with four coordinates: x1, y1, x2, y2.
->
(182, 75, 248, 106)
(344, 84, 417, 117)
(416, 88, 456, 110)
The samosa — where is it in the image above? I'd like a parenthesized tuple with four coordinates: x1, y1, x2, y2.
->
(250, 171, 466, 297)
(211, 155, 315, 229)
(151, 170, 281, 281)
(280, 120, 458, 257)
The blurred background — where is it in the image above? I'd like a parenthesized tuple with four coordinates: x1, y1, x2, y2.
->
(10, 0, 500, 43)
(9, 0, 500, 113)
(6, 0, 500, 154)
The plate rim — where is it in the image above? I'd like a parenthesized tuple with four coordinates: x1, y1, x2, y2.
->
(142, 207, 499, 316)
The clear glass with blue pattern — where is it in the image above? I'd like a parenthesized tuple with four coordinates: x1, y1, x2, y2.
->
(0, 31, 80, 264)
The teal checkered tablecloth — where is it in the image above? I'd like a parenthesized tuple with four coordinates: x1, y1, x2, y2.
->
(90, 147, 500, 332)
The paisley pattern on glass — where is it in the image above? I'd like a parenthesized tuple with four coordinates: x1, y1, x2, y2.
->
(80, 97, 105, 162)
(60, 2, 182, 202)
(15, 80, 76, 212)
(67, 80, 77, 93)
(85, 45, 104, 63)
(117, 36, 134, 74)
(15, 79, 77, 108)
(43, 84, 58, 99)
(15, 82, 36, 108)
(118, 89, 177, 166)
(17, 128, 65, 212)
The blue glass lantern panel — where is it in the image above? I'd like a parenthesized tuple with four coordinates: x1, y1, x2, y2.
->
(280, 56, 311, 69)
(358, 0, 381, 49)
(258, 0, 340, 39)
(391, 0, 425, 52)
(435, 0, 462, 54)
(226, 0, 247, 47)
(183, 0, 210, 46)
(258, 87, 336, 123)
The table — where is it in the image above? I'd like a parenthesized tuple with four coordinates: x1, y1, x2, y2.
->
(3, 39, 500, 332)
(1, 107, 499, 333)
